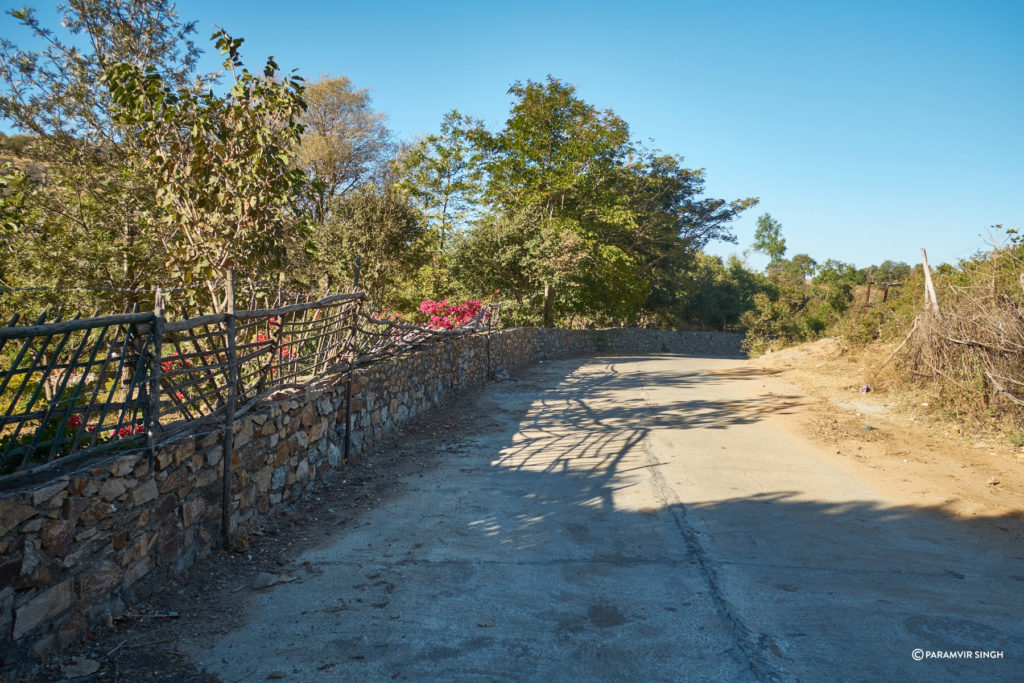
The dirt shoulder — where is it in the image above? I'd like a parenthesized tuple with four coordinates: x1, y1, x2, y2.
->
(741, 337, 1024, 529)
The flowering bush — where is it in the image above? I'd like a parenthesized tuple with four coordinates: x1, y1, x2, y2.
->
(419, 299, 486, 329)
(0, 413, 146, 475)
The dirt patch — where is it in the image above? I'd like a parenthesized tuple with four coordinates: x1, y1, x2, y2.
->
(741, 337, 1024, 528)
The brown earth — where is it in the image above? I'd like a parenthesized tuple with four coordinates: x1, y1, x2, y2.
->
(744, 337, 1024, 528)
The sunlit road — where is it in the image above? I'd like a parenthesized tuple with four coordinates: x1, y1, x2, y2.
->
(190, 355, 1024, 681)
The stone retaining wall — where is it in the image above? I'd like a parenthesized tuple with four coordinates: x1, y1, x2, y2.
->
(0, 328, 742, 657)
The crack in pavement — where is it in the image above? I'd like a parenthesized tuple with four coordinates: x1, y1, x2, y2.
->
(635, 365, 787, 683)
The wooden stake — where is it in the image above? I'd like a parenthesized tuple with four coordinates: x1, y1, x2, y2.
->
(921, 248, 940, 315)
(221, 271, 237, 548)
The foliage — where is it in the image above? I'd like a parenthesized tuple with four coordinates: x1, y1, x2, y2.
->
(438, 77, 756, 328)
(863, 259, 912, 283)
(418, 298, 485, 329)
(399, 110, 484, 298)
(752, 213, 786, 265)
(888, 239, 1024, 431)
(740, 227, 859, 354)
(298, 75, 392, 225)
(681, 253, 771, 330)
(0, 0, 206, 317)
(309, 170, 429, 306)
(105, 30, 309, 312)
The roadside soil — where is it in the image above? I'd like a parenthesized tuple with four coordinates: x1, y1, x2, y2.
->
(747, 337, 1024, 527)
(17, 339, 1024, 681)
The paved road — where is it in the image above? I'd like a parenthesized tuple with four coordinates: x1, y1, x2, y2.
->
(190, 355, 1024, 681)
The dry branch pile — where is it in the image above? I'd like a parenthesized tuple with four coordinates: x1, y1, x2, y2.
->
(896, 246, 1024, 425)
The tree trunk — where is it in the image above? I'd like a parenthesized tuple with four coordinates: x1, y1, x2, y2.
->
(543, 282, 555, 327)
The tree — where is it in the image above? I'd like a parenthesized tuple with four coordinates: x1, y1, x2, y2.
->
(612, 150, 758, 325)
(106, 30, 308, 312)
(399, 110, 484, 297)
(298, 76, 392, 225)
(752, 212, 786, 266)
(866, 260, 912, 282)
(308, 162, 428, 305)
(779, 253, 817, 282)
(813, 258, 860, 313)
(442, 77, 756, 327)
(476, 77, 633, 326)
(0, 0, 206, 314)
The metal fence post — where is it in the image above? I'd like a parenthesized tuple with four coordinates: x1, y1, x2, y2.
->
(221, 272, 238, 548)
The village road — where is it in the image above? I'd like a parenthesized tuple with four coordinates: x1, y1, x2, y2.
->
(188, 355, 1024, 682)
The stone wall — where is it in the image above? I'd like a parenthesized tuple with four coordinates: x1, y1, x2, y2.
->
(0, 328, 742, 657)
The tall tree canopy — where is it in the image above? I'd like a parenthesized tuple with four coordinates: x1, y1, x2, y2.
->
(0, 0, 206, 316)
(441, 77, 756, 327)
(298, 76, 392, 225)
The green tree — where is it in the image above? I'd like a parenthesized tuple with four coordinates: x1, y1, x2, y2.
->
(614, 150, 758, 325)
(478, 77, 633, 326)
(0, 0, 205, 314)
(777, 253, 817, 283)
(106, 30, 308, 312)
(866, 259, 912, 282)
(752, 212, 787, 266)
(399, 110, 484, 297)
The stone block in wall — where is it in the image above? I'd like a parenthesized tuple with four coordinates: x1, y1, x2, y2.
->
(123, 555, 153, 587)
(13, 578, 71, 640)
(234, 419, 254, 448)
(0, 499, 36, 536)
(174, 438, 196, 464)
(181, 498, 206, 527)
(30, 480, 69, 507)
(255, 467, 273, 494)
(327, 442, 341, 468)
(98, 478, 128, 503)
(40, 520, 75, 558)
(131, 479, 158, 507)
(1, 586, 13, 641)
(77, 561, 122, 602)
(158, 466, 188, 496)
(194, 467, 219, 490)
(110, 455, 140, 478)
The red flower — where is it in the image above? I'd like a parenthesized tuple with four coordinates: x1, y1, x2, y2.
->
(67, 415, 82, 429)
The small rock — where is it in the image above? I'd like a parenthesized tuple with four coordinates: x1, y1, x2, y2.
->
(61, 656, 100, 679)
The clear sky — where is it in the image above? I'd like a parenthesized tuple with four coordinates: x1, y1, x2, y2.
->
(3, 0, 1022, 271)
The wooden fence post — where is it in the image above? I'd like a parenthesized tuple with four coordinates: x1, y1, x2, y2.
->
(221, 271, 238, 548)
(921, 248, 941, 315)
(343, 260, 361, 465)
(147, 288, 164, 468)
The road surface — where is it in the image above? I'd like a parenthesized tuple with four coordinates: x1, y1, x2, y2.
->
(188, 355, 1024, 681)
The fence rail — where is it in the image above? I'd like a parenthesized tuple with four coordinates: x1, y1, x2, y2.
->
(0, 286, 494, 490)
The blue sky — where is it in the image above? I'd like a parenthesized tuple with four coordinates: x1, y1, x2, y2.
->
(3, 0, 1022, 271)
